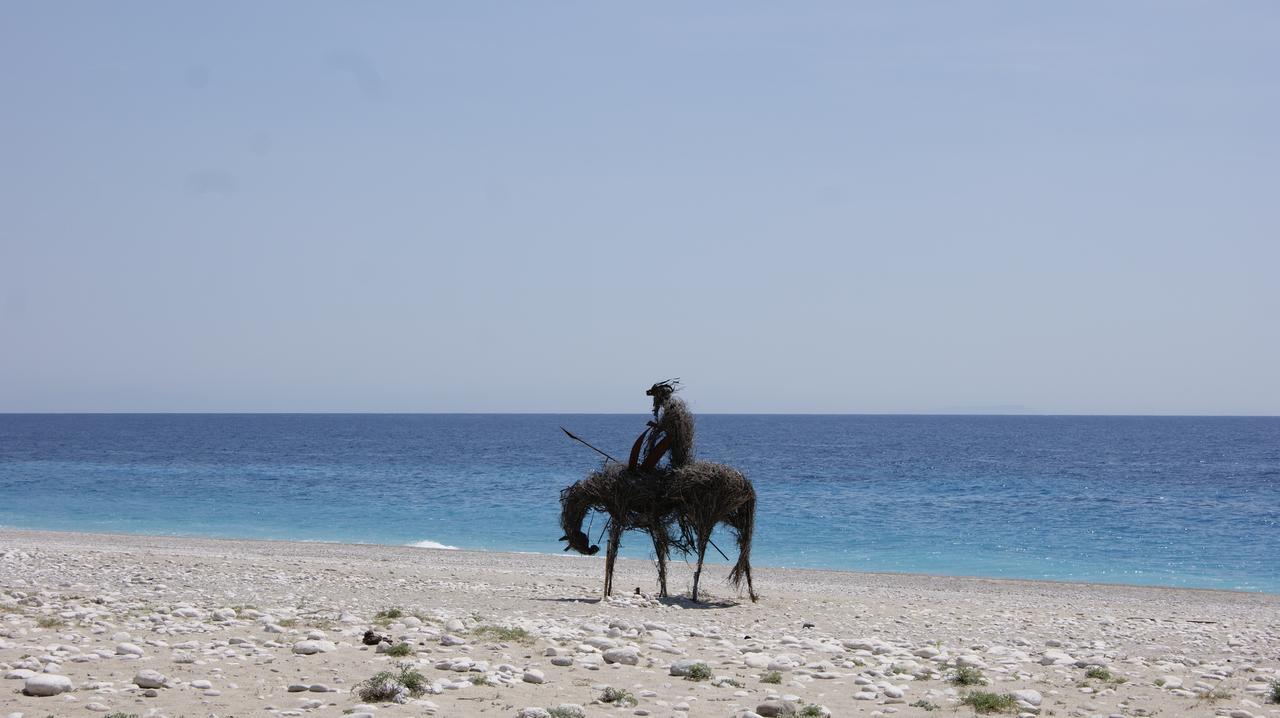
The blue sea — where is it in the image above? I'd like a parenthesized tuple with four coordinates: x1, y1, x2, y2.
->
(1, 414, 1277, 593)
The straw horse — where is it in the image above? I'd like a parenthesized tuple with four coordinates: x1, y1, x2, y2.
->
(558, 461, 757, 603)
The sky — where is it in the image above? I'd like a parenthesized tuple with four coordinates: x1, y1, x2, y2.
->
(1, 2, 1277, 414)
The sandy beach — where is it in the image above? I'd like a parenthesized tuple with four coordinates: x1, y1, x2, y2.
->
(2, 529, 1277, 718)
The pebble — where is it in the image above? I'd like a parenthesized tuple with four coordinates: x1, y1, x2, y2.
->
(669, 658, 705, 676)
(603, 646, 640, 665)
(133, 669, 169, 688)
(23, 673, 74, 696)
(290, 640, 336, 655)
(756, 700, 795, 717)
(1012, 689, 1042, 706)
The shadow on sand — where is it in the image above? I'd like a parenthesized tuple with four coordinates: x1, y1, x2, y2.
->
(531, 594, 743, 610)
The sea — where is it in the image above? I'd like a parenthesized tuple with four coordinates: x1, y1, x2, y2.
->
(1, 414, 1277, 593)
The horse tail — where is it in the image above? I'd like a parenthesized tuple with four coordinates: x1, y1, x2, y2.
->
(727, 482, 756, 600)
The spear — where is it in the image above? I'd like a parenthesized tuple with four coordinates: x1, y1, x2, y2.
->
(560, 426, 620, 463)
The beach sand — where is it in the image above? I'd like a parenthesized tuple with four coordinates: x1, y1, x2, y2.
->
(2, 529, 1277, 717)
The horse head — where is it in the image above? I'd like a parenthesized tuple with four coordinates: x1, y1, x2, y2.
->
(558, 529, 600, 555)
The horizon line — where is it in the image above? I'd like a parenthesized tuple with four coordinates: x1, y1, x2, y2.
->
(2, 410, 1277, 418)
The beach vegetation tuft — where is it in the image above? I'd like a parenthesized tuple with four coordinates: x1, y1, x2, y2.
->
(684, 662, 712, 681)
(909, 699, 940, 711)
(760, 670, 783, 684)
(950, 666, 987, 686)
(385, 642, 414, 657)
(1269, 679, 1280, 703)
(355, 662, 427, 702)
(600, 686, 637, 706)
(1084, 665, 1110, 680)
(960, 691, 1018, 714)
(36, 616, 65, 628)
(373, 607, 404, 624)
(471, 624, 533, 643)
(276, 618, 298, 628)
(547, 708, 583, 718)
(799, 704, 826, 717)
(1196, 686, 1232, 703)
(104, 714, 141, 718)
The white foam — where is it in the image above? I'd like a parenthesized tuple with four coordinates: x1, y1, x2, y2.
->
(408, 539, 459, 550)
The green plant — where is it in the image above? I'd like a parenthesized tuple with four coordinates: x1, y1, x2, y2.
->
(547, 708, 583, 718)
(469, 673, 491, 686)
(471, 625, 532, 643)
(385, 642, 414, 657)
(356, 662, 427, 702)
(600, 686, 637, 706)
(960, 691, 1017, 714)
(799, 705, 825, 717)
(276, 618, 298, 628)
(36, 616, 64, 628)
(760, 670, 783, 684)
(104, 714, 141, 718)
(1085, 666, 1115, 681)
(684, 662, 712, 681)
(950, 666, 987, 686)
(1269, 679, 1280, 704)
(909, 700, 940, 711)
(373, 607, 404, 624)
(1154, 677, 1166, 687)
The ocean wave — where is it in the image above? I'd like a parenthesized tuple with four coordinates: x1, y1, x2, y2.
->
(408, 539, 459, 550)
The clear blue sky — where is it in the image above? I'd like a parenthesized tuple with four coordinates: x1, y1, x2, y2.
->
(1, 3, 1277, 414)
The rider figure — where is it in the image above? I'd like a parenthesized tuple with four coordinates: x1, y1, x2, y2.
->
(630, 379, 694, 471)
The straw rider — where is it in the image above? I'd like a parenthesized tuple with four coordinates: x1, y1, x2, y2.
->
(628, 378, 695, 472)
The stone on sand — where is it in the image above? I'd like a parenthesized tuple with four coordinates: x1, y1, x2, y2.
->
(23, 673, 73, 696)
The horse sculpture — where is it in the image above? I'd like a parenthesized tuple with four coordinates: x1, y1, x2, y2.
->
(558, 460, 757, 603)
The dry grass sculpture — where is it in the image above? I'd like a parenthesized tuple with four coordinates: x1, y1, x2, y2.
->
(559, 379, 757, 603)
(643, 379, 695, 468)
(558, 460, 757, 603)
(559, 463, 680, 598)
(668, 460, 757, 602)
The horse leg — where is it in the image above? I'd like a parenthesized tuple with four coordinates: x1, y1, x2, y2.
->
(603, 548, 612, 598)
(691, 528, 710, 603)
(651, 530, 669, 598)
(604, 524, 622, 598)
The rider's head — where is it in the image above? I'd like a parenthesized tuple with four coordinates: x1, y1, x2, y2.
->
(646, 379, 679, 412)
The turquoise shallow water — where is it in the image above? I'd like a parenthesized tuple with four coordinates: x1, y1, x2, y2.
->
(1, 414, 1277, 592)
